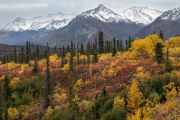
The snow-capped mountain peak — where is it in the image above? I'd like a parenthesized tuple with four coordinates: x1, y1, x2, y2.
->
(80, 4, 131, 23)
(119, 6, 163, 25)
(159, 6, 180, 21)
(2, 12, 76, 32)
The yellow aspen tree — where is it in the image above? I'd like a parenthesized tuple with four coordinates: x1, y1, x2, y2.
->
(126, 80, 144, 113)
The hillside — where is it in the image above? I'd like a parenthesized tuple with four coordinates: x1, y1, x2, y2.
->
(0, 34, 180, 119)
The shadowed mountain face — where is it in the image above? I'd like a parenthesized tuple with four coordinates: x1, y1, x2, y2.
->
(133, 7, 180, 40)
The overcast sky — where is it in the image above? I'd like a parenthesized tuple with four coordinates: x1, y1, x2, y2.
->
(0, 0, 180, 28)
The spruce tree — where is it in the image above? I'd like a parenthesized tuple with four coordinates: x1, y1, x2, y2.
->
(87, 41, 90, 65)
(98, 31, 104, 54)
(32, 58, 38, 73)
(3, 75, 10, 103)
(80, 43, 85, 55)
(2, 55, 6, 64)
(20, 47, 24, 64)
(125, 40, 128, 51)
(129, 36, 132, 49)
(0, 81, 2, 120)
(25, 41, 30, 64)
(14, 46, 17, 63)
(154, 43, 164, 64)
(53, 45, 57, 54)
(44, 54, 50, 108)
(120, 40, 123, 52)
(74, 60, 78, 83)
(10, 52, 13, 62)
(93, 43, 98, 63)
(36, 45, 39, 60)
(117, 40, 120, 52)
(112, 37, 117, 56)
(77, 52, 80, 65)
(29, 41, 31, 60)
(110, 41, 113, 53)
(63, 45, 65, 58)
(4, 103, 8, 120)
(165, 48, 173, 72)
(69, 43, 74, 73)
(159, 31, 164, 42)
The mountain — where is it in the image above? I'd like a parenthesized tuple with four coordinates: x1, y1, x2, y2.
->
(119, 6, 163, 26)
(0, 12, 76, 45)
(42, 4, 142, 47)
(2, 12, 76, 32)
(134, 6, 180, 40)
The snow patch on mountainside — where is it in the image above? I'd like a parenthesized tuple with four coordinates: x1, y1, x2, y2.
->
(160, 7, 180, 21)
(2, 13, 76, 32)
(80, 4, 131, 23)
(119, 6, 163, 25)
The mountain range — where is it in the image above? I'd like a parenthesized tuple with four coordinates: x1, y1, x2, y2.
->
(0, 4, 180, 47)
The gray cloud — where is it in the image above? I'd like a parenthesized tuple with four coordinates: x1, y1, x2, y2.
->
(0, 0, 180, 28)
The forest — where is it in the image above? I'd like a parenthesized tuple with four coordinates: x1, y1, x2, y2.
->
(0, 31, 180, 120)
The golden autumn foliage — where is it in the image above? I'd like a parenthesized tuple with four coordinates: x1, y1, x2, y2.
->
(21, 64, 29, 71)
(62, 63, 70, 73)
(126, 80, 144, 113)
(79, 100, 94, 112)
(99, 53, 112, 61)
(132, 67, 150, 83)
(130, 34, 163, 59)
(74, 79, 83, 93)
(8, 62, 16, 70)
(113, 96, 125, 109)
(9, 77, 20, 89)
(45, 106, 53, 119)
(39, 58, 46, 68)
(8, 107, 19, 120)
(0, 61, 2, 65)
(49, 54, 58, 63)
(163, 82, 178, 100)
(66, 52, 71, 60)
(127, 108, 142, 120)
(165, 36, 180, 48)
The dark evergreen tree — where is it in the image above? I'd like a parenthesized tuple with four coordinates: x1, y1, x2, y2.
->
(13, 46, 17, 63)
(67, 44, 70, 52)
(87, 41, 90, 65)
(25, 41, 30, 64)
(165, 48, 173, 72)
(63, 45, 65, 58)
(4, 103, 8, 120)
(18, 53, 21, 63)
(112, 37, 117, 56)
(20, 47, 25, 64)
(3, 75, 10, 103)
(128, 36, 132, 49)
(110, 41, 113, 53)
(117, 40, 120, 52)
(83, 56, 86, 65)
(29, 41, 31, 60)
(159, 31, 164, 42)
(93, 43, 98, 63)
(6, 54, 9, 63)
(61, 51, 64, 68)
(53, 45, 57, 54)
(101, 84, 108, 97)
(80, 43, 85, 55)
(90, 42, 93, 54)
(77, 52, 80, 65)
(32, 58, 38, 73)
(44, 54, 50, 108)
(10, 52, 13, 62)
(36, 44, 39, 60)
(120, 40, 123, 52)
(154, 43, 164, 64)
(0, 81, 2, 120)
(32, 43, 35, 59)
(98, 31, 104, 54)
(74, 60, 78, 83)
(125, 40, 128, 51)
(95, 38, 98, 51)
(69, 43, 74, 73)
(2, 55, 6, 64)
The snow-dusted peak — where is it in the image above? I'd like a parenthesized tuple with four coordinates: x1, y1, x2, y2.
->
(119, 6, 163, 25)
(80, 4, 131, 23)
(2, 12, 76, 32)
(159, 6, 180, 21)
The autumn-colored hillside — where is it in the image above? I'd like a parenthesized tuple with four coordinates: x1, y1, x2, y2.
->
(1, 34, 180, 120)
